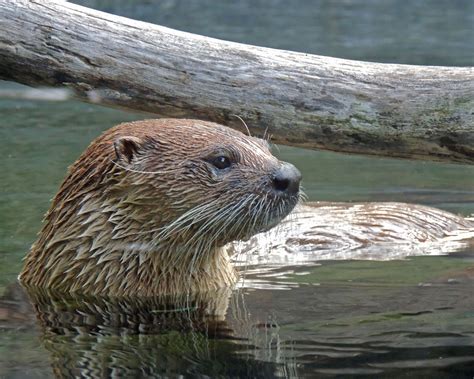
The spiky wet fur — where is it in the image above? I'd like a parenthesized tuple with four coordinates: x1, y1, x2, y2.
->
(20, 119, 298, 296)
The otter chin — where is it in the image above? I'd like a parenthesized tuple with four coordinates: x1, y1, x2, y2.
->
(20, 119, 301, 296)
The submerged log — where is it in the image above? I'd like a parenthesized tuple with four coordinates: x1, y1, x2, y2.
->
(0, 0, 473, 163)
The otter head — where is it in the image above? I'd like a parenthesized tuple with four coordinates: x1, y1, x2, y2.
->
(112, 120, 301, 249)
(21, 119, 301, 295)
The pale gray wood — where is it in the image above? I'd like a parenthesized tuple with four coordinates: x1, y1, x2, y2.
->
(0, 0, 473, 163)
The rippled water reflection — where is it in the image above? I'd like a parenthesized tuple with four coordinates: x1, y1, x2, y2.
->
(1, 0, 474, 377)
(2, 259, 474, 378)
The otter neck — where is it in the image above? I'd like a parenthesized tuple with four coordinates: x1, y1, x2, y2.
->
(22, 179, 238, 296)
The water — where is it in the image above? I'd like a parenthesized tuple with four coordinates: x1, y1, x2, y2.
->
(1, 1, 474, 377)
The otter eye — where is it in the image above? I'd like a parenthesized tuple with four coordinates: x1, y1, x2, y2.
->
(212, 156, 231, 170)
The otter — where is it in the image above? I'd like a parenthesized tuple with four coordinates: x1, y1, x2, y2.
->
(20, 119, 301, 296)
(20, 119, 474, 296)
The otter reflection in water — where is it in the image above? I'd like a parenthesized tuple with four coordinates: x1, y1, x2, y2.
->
(5, 272, 474, 378)
(12, 284, 290, 378)
(20, 119, 474, 296)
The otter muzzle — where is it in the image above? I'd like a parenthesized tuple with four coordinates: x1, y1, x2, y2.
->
(272, 163, 302, 195)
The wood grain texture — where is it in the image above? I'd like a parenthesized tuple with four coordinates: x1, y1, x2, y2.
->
(0, 0, 473, 163)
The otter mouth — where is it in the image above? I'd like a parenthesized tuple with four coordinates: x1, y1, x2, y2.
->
(231, 162, 302, 241)
(240, 190, 301, 240)
(202, 188, 300, 245)
(266, 194, 300, 228)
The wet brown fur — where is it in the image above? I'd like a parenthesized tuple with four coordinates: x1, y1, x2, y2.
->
(20, 119, 297, 296)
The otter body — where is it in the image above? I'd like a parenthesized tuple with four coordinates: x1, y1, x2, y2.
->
(20, 119, 473, 296)
(20, 119, 301, 296)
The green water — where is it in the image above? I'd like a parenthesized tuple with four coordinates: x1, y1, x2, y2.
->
(1, 1, 474, 378)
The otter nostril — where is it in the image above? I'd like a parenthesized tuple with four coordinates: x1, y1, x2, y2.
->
(272, 163, 302, 194)
(273, 177, 290, 192)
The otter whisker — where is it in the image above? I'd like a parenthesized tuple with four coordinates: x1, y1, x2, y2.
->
(217, 195, 259, 238)
(263, 126, 270, 142)
(191, 195, 254, 243)
(189, 195, 260, 271)
(245, 199, 262, 235)
(152, 201, 222, 242)
(186, 198, 251, 271)
(137, 202, 225, 279)
(141, 203, 216, 237)
(158, 200, 241, 276)
(298, 187, 308, 202)
(250, 194, 269, 233)
(231, 114, 251, 137)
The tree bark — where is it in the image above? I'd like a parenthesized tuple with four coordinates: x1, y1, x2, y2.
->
(0, 0, 473, 163)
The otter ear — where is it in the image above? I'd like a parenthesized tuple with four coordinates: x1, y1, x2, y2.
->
(114, 136, 143, 163)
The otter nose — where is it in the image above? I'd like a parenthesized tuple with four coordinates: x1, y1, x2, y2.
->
(272, 163, 302, 195)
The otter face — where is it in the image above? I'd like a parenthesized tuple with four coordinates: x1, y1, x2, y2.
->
(113, 122, 301, 248)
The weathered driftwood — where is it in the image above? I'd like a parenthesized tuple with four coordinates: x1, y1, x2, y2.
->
(0, 0, 473, 163)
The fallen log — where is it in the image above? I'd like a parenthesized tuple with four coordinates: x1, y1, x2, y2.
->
(0, 0, 473, 163)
